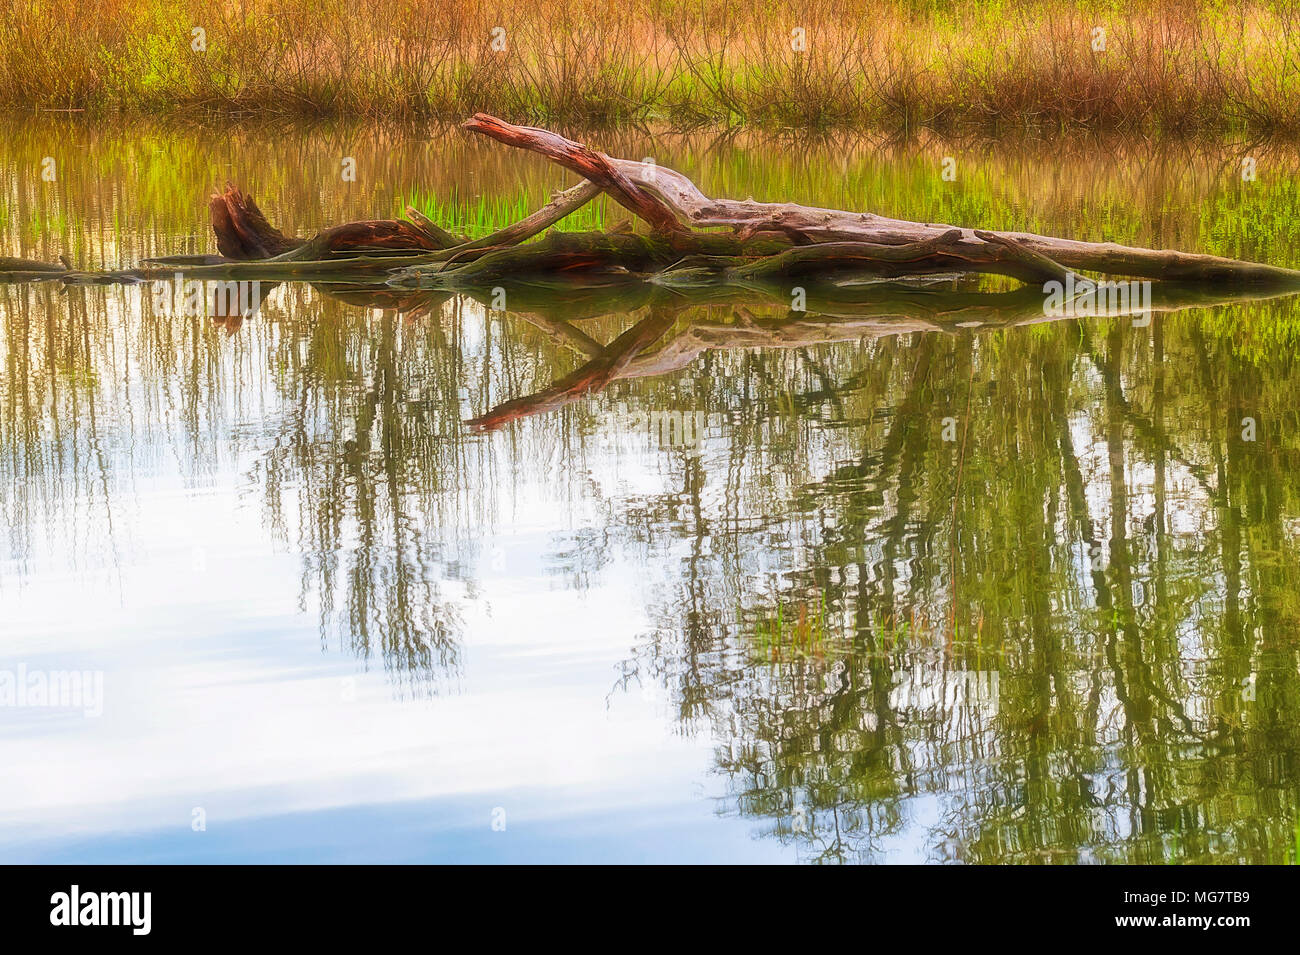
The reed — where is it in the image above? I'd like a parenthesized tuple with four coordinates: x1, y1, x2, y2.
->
(2, 1, 1299, 132)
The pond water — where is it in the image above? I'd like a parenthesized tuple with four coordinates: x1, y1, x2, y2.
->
(2, 119, 1300, 863)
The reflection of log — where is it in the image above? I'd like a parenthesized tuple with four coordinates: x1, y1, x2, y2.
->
(310, 283, 451, 315)
(461, 277, 1300, 429)
(465, 310, 676, 432)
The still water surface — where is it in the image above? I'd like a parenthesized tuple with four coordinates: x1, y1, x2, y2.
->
(2, 120, 1300, 863)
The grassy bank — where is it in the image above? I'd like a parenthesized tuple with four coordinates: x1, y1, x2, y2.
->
(3, 0, 1299, 131)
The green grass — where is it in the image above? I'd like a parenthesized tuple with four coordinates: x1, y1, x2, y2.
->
(401, 189, 614, 240)
(748, 592, 829, 661)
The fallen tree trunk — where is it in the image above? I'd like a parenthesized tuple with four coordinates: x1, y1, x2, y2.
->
(460, 113, 1300, 286)
(210, 183, 454, 260)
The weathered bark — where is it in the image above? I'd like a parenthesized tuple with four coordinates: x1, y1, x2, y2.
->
(209, 183, 472, 262)
(210, 183, 304, 259)
(461, 114, 687, 235)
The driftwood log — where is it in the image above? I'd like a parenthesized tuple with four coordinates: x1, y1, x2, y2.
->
(447, 114, 1300, 286)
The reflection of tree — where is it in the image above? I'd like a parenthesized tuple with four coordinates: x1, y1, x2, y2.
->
(589, 295, 1300, 864)
(5, 269, 1300, 859)
(252, 296, 467, 693)
(255, 277, 1300, 860)
(0, 279, 482, 692)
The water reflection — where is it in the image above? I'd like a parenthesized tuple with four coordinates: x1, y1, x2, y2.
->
(3, 121, 1300, 862)
(621, 304, 1300, 865)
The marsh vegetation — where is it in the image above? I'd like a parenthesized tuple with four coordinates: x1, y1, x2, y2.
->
(5, 1, 1300, 132)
